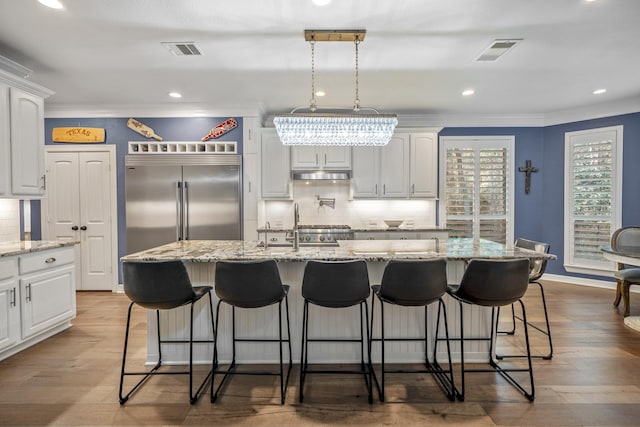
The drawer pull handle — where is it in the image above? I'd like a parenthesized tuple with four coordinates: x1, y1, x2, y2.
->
(270, 237, 278, 242)
(45, 257, 56, 264)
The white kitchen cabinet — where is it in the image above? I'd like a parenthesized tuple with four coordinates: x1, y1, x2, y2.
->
(0, 258, 20, 353)
(354, 230, 449, 241)
(0, 246, 76, 361)
(409, 132, 438, 198)
(0, 71, 53, 199)
(261, 129, 291, 199)
(352, 135, 409, 198)
(291, 146, 351, 170)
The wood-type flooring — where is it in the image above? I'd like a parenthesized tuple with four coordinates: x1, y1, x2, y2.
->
(1, 280, 640, 426)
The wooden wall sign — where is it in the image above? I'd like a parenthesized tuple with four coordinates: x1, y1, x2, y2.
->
(52, 127, 105, 143)
(201, 118, 237, 141)
(127, 118, 163, 141)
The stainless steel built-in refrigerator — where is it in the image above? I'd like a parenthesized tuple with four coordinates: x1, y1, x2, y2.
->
(125, 154, 242, 254)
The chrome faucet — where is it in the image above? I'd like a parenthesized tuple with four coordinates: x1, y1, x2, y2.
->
(293, 203, 300, 250)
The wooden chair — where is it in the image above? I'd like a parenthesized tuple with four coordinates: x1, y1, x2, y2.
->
(611, 227, 640, 316)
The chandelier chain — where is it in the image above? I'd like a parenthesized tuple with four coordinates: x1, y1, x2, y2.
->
(310, 37, 317, 112)
(354, 37, 360, 112)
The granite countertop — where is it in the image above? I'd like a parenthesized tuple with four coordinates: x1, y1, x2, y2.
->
(121, 238, 556, 263)
(0, 240, 78, 257)
(256, 226, 449, 233)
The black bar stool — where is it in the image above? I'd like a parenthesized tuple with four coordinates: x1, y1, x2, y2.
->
(119, 260, 215, 404)
(497, 238, 553, 359)
(370, 259, 455, 402)
(299, 260, 373, 403)
(211, 260, 292, 404)
(446, 258, 535, 402)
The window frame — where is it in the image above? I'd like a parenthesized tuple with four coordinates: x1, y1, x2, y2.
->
(564, 125, 623, 276)
(439, 135, 515, 244)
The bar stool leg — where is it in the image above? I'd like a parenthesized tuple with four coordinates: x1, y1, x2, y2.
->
(299, 300, 309, 403)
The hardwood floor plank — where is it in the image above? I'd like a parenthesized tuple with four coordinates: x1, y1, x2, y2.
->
(1, 282, 640, 426)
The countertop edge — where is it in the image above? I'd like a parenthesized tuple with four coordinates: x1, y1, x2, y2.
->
(0, 240, 79, 258)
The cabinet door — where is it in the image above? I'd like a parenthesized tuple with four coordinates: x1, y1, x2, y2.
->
(260, 129, 291, 199)
(291, 146, 319, 169)
(10, 88, 45, 197)
(380, 134, 410, 198)
(0, 84, 9, 196)
(351, 146, 379, 198)
(0, 280, 20, 352)
(20, 265, 75, 340)
(410, 133, 438, 198)
(323, 146, 351, 169)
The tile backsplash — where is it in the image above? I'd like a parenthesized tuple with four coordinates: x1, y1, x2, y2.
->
(260, 181, 437, 228)
(0, 199, 20, 242)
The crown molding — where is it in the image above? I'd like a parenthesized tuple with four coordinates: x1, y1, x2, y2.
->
(543, 96, 640, 126)
(44, 103, 264, 119)
(0, 68, 54, 98)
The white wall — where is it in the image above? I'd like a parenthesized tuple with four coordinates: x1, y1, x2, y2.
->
(261, 181, 437, 228)
(0, 199, 20, 242)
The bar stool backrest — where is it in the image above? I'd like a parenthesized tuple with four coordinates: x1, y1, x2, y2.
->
(515, 238, 550, 282)
(455, 259, 530, 307)
(215, 260, 285, 308)
(123, 261, 196, 310)
(611, 227, 640, 251)
(302, 260, 370, 308)
(379, 259, 447, 306)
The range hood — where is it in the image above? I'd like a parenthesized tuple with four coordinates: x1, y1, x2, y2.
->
(291, 170, 351, 180)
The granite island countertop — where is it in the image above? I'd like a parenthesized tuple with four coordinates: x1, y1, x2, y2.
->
(121, 238, 555, 263)
(256, 226, 449, 233)
(0, 240, 78, 257)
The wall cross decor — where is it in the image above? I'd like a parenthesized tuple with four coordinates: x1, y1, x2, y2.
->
(518, 160, 539, 194)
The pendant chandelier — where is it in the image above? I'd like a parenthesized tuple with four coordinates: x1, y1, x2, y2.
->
(274, 29, 398, 146)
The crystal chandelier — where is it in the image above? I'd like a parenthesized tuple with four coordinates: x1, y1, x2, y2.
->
(274, 30, 398, 146)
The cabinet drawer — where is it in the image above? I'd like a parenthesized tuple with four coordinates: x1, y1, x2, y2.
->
(19, 248, 74, 275)
(0, 258, 17, 280)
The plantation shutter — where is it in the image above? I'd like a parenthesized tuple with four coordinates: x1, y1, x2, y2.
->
(442, 137, 514, 244)
(565, 126, 622, 273)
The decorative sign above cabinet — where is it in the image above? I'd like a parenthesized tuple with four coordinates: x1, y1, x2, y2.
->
(52, 127, 105, 143)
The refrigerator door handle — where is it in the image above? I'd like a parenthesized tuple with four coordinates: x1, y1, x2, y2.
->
(183, 181, 190, 240)
(176, 181, 183, 240)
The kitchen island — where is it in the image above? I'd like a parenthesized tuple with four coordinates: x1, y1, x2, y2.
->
(121, 238, 555, 365)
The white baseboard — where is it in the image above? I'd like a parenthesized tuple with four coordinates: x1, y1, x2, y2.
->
(542, 273, 640, 293)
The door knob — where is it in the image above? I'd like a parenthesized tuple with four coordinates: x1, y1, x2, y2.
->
(80, 226, 87, 230)
(71, 226, 79, 231)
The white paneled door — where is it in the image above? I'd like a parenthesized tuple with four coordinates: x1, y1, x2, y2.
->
(43, 148, 115, 291)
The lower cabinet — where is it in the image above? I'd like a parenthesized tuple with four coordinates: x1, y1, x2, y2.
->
(0, 258, 20, 353)
(354, 230, 449, 241)
(0, 247, 76, 361)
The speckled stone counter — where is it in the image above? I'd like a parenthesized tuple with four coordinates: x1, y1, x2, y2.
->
(124, 238, 555, 367)
(0, 240, 78, 257)
(121, 238, 554, 263)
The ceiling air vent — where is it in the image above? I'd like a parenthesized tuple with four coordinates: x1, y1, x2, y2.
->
(161, 42, 202, 56)
(475, 39, 522, 62)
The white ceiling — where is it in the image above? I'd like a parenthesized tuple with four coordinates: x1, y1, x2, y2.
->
(1, 0, 639, 122)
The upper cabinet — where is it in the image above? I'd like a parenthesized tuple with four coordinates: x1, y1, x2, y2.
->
(260, 129, 291, 199)
(352, 134, 409, 198)
(0, 71, 53, 199)
(352, 129, 440, 199)
(291, 146, 351, 170)
(409, 132, 438, 198)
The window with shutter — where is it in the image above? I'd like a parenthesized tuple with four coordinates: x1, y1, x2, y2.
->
(440, 137, 514, 244)
(564, 126, 622, 275)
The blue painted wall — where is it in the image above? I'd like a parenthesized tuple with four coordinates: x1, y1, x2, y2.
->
(30, 111, 640, 284)
(540, 112, 640, 277)
(31, 117, 243, 282)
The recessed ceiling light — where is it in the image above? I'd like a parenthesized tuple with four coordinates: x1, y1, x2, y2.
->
(312, 0, 331, 5)
(593, 88, 607, 95)
(462, 89, 475, 96)
(38, 0, 64, 9)
(315, 90, 326, 97)
(168, 92, 182, 98)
